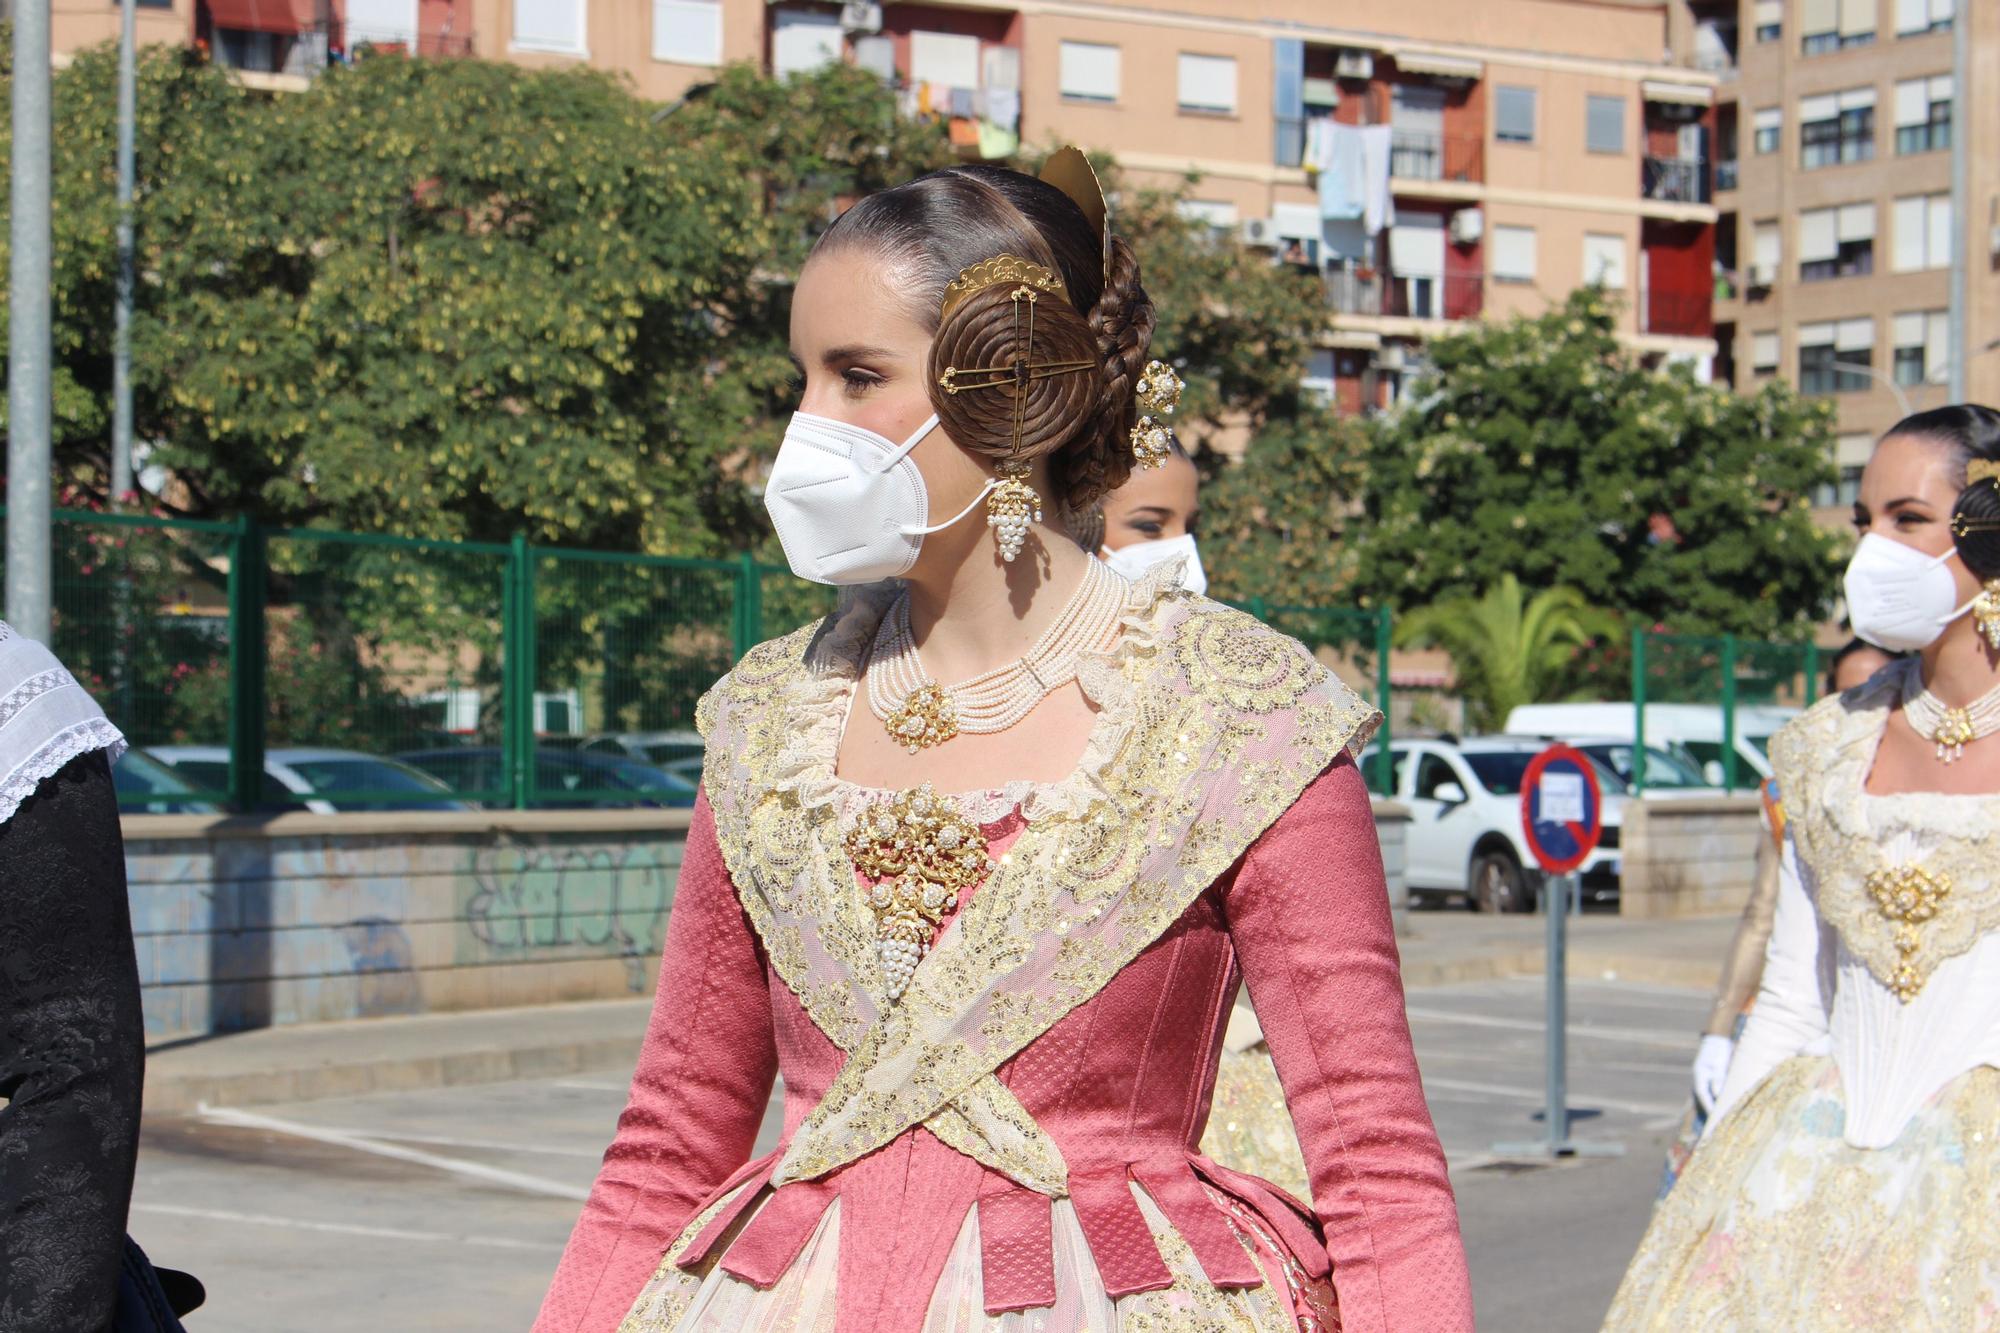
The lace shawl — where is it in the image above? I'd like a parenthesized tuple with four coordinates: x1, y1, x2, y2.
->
(0, 622, 127, 826)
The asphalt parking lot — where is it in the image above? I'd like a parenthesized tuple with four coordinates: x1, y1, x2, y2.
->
(132, 974, 1707, 1333)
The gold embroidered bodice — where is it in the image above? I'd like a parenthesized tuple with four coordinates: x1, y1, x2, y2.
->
(693, 568, 1378, 1193)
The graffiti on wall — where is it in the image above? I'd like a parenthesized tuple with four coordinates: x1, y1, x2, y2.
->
(459, 842, 679, 991)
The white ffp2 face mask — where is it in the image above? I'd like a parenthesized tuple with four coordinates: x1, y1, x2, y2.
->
(1843, 533, 1973, 652)
(763, 410, 955, 585)
(1101, 533, 1207, 596)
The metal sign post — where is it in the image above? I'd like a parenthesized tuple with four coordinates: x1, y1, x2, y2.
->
(1495, 744, 1624, 1160)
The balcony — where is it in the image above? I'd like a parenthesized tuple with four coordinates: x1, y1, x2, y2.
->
(1714, 158, 1739, 192)
(1642, 287, 1714, 340)
(1326, 269, 1483, 323)
(1325, 267, 1384, 316)
(1643, 154, 1711, 206)
(1389, 130, 1484, 186)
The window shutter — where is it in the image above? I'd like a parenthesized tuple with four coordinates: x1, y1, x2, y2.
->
(1798, 321, 1836, 348)
(1801, 0, 1838, 31)
(1926, 194, 1951, 269)
(1837, 317, 1875, 351)
(1492, 225, 1536, 280)
(1798, 208, 1838, 262)
(1178, 54, 1238, 113)
(1059, 42, 1120, 100)
(1838, 0, 1874, 36)
(1837, 203, 1876, 241)
(652, 0, 720, 64)
(1754, 221, 1782, 268)
(911, 31, 981, 90)
(1800, 93, 1839, 123)
(1752, 332, 1781, 367)
(513, 0, 581, 52)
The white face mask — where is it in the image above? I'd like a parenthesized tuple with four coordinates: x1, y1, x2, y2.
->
(1843, 533, 1976, 652)
(764, 410, 998, 586)
(1101, 533, 1207, 597)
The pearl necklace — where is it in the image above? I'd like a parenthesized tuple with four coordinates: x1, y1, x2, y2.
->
(1902, 673, 2000, 764)
(866, 559, 1125, 753)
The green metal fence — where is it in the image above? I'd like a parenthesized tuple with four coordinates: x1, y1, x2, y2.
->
(13, 508, 1395, 810)
(1629, 628, 1820, 794)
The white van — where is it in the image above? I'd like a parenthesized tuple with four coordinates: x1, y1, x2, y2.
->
(1503, 701, 1797, 787)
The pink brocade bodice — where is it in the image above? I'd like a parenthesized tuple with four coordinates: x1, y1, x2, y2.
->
(534, 759, 1472, 1333)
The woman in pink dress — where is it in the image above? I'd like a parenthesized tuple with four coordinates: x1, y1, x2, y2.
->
(533, 149, 1472, 1333)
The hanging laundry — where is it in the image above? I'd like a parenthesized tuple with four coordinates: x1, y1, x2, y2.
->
(948, 117, 980, 148)
(1316, 121, 1366, 222)
(1303, 116, 1332, 177)
(987, 88, 1021, 132)
(949, 86, 976, 118)
(917, 81, 934, 118)
(976, 119, 1019, 159)
(1359, 124, 1396, 235)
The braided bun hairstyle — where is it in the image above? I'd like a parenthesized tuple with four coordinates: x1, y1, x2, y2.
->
(812, 163, 1157, 514)
(1884, 405, 2000, 578)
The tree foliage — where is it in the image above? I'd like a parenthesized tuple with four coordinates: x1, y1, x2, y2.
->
(1352, 291, 1842, 638)
(1395, 574, 1619, 731)
(1201, 407, 1364, 606)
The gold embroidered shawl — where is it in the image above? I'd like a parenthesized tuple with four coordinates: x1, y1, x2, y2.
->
(694, 570, 1378, 1195)
(1770, 659, 2000, 1002)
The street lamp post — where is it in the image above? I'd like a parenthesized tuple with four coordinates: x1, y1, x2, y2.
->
(1830, 361, 1913, 417)
(6, 0, 54, 641)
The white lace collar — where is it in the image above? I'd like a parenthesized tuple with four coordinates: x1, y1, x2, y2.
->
(0, 621, 126, 824)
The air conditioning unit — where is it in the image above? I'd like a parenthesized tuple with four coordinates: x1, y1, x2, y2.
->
(1747, 262, 1776, 288)
(1449, 207, 1484, 245)
(838, 1, 882, 33)
(1377, 342, 1408, 371)
(1238, 217, 1279, 248)
(1335, 49, 1375, 80)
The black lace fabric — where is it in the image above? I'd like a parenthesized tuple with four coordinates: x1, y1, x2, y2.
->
(0, 751, 144, 1333)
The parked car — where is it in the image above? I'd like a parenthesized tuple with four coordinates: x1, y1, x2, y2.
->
(1567, 741, 1720, 797)
(397, 747, 697, 809)
(151, 746, 470, 815)
(578, 729, 705, 770)
(1505, 702, 1795, 786)
(113, 747, 223, 815)
(1388, 736, 1625, 913)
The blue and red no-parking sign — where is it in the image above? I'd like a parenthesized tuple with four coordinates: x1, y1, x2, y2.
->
(1519, 744, 1604, 874)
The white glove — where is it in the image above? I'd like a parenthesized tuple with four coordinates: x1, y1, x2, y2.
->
(1692, 1034, 1735, 1115)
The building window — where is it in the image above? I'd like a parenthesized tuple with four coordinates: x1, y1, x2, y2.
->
(1798, 203, 1875, 281)
(910, 31, 981, 91)
(1800, 88, 1875, 168)
(1177, 199, 1238, 234)
(1799, 318, 1876, 394)
(1755, 0, 1782, 41)
(1495, 86, 1536, 144)
(1582, 233, 1626, 288)
(1814, 463, 1866, 508)
(652, 0, 720, 64)
(1586, 95, 1624, 154)
(513, 0, 585, 53)
(1751, 219, 1782, 285)
(1896, 0, 1954, 35)
(1492, 225, 1537, 283)
(1059, 41, 1120, 103)
(1302, 349, 1337, 406)
(1892, 193, 1952, 271)
(1894, 310, 1950, 386)
(1751, 331, 1781, 376)
(770, 7, 839, 75)
(1802, 0, 1876, 53)
(1894, 75, 1953, 154)
(1177, 53, 1238, 116)
(1753, 106, 1782, 154)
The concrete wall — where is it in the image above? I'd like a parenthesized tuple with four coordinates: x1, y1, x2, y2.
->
(1617, 793, 1763, 919)
(125, 799, 1415, 1038)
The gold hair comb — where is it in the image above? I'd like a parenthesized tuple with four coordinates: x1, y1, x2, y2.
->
(1969, 459, 2000, 485)
(939, 255, 1070, 321)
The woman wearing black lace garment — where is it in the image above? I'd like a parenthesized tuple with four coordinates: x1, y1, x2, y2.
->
(0, 619, 185, 1332)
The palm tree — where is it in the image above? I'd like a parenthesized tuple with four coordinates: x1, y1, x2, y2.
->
(1397, 575, 1619, 732)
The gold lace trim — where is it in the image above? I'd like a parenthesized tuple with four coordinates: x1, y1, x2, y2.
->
(1770, 663, 2000, 1002)
(696, 584, 1377, 1193)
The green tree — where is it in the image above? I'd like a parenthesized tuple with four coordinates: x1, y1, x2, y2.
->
(1201, 406, 1364, 606)
(1395, 574, 1618, 732)
(1352, 290, 1841, 638)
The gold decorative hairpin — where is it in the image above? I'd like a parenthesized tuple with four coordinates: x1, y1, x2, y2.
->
(1039, 146, 1110, 286)
(935, 255, 1095, 562)
(1970, 459, 2000, 485)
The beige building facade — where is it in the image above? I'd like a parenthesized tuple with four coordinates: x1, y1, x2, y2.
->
(56, 0, 1720, 416)
(1701, 0, 2000, 513)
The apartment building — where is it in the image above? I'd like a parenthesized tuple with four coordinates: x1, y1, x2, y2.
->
(1700, 0, 1999, 513)
(54, 0, 1719, 414)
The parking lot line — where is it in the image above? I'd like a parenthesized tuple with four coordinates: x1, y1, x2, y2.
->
(1403, 1006, 1693, 1050)
(131, 1201, 554, 1251)
(199, 1105, 590, 1201)
(1420, 1075, 1683, 1119)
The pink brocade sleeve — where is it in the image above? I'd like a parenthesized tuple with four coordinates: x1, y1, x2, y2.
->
(533, 793, 779, 1333)
(1223, 757, 1475, 1333)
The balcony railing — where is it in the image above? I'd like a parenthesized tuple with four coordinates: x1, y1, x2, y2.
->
(1384, 272, 1485, 322)
(1643, 154, 1711, 206)
(1389, 130, 1484, 185)
(1642, 287, 1714, 339)
(1325, 267, 1384, 316)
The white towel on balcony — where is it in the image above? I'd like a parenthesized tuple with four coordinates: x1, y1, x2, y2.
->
(1359, 125, 1396, 236)
(1314, 120, 1365, 223)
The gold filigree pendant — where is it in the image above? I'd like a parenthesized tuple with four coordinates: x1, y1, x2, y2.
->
(986, 463, 1042, 563)
(1931, 707, 1977, 764)
(845, 784, 992, 1000)
(883, 681, 959, 753)
(1865, 863, 1953, 1001)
